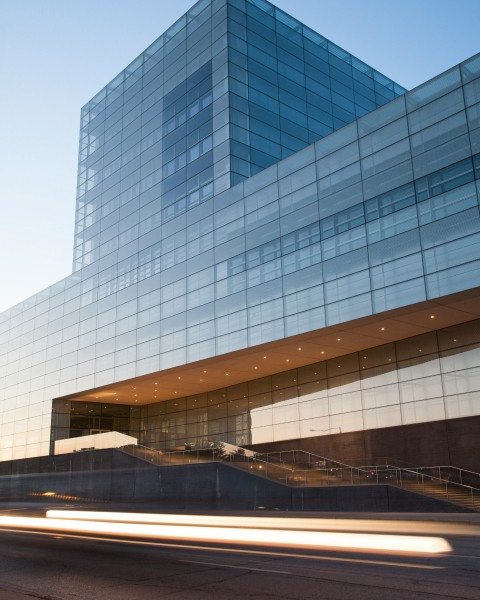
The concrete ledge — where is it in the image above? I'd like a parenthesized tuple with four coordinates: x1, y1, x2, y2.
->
(0, 449, 473, 513)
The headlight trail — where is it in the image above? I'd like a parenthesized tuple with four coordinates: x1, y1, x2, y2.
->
(45, 509, 469, 536)
(0, 514, 452, 555)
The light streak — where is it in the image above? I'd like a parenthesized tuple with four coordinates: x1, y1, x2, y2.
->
(0, 526, 443, 568)
(0, 513, 452, 555)
(46, 509, 465, 537)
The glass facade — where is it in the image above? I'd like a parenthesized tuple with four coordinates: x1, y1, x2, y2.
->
(51, 319, 480, 451)
(227, 0, 404, 184)
(0, 0, 479, 463)
(74, 0, 228, 273)
(73, 0, 404, 274)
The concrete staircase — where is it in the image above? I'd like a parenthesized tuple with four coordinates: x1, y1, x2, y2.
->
(231, 449, 480, 511)
(399, 479, 480, 511)
(117, 443, 480, 512)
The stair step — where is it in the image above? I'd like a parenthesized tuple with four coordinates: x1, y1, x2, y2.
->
(119, 446, 480, 511)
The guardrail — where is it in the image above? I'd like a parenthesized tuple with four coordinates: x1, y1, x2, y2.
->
(115, 443, 480, 510)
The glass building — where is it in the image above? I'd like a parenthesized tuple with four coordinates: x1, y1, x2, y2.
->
(1, 0, 480, 472)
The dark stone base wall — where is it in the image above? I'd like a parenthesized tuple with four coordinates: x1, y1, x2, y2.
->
(248, 415, 480, 472)
(0, 450, 292, 511)
(0, 449, 470, 512)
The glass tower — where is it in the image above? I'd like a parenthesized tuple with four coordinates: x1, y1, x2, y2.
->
(73, 0, 404, 273)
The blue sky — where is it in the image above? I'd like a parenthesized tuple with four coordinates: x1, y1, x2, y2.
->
(1, 0, 479, 313)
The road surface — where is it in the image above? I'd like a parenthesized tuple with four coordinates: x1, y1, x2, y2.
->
(0, 505, 479, 599)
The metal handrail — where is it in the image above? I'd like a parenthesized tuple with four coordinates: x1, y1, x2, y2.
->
(260, 450, 480, 482)
(117, 443, 220, 466)
(116, 443, 300, 485)
(363, 457, 480, 479)
(257, 449, 480, 493)
(360, 463, 480, 479)
(359, 464, 480, 492)
(115, 443, 480, 509)
(249, 450, 480, 508)
(255, 449, 370, 472)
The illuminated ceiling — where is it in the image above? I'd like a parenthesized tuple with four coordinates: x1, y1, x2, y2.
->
(59, 289, 480, 407)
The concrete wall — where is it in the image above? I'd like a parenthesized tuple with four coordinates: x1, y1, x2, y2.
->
(0, 449, 470, 512)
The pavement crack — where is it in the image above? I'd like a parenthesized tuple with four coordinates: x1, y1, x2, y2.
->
(0, 583, 62, 600)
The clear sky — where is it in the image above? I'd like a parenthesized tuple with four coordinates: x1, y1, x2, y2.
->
(1, 0, 479, 313)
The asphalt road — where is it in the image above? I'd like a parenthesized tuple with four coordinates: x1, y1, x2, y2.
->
(0, 507, 479, 600)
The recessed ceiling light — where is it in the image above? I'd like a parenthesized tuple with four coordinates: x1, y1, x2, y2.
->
(178, 376, 181, 380)
(321, 351, 324, 355)
(430, 315, 435, 319)
(254, 366, 258, 370)
(203, 370, 207, 373)
(337, 338, 341, 341)
(298, 347, 302, 351)
(226, 373, 229, 376)
(381, 327, 385, 331)
(200, 379, 203, 382)
(286, 359, 289, 362)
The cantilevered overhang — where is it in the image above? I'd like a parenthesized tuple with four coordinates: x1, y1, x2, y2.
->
(57, 288, 480, 406)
